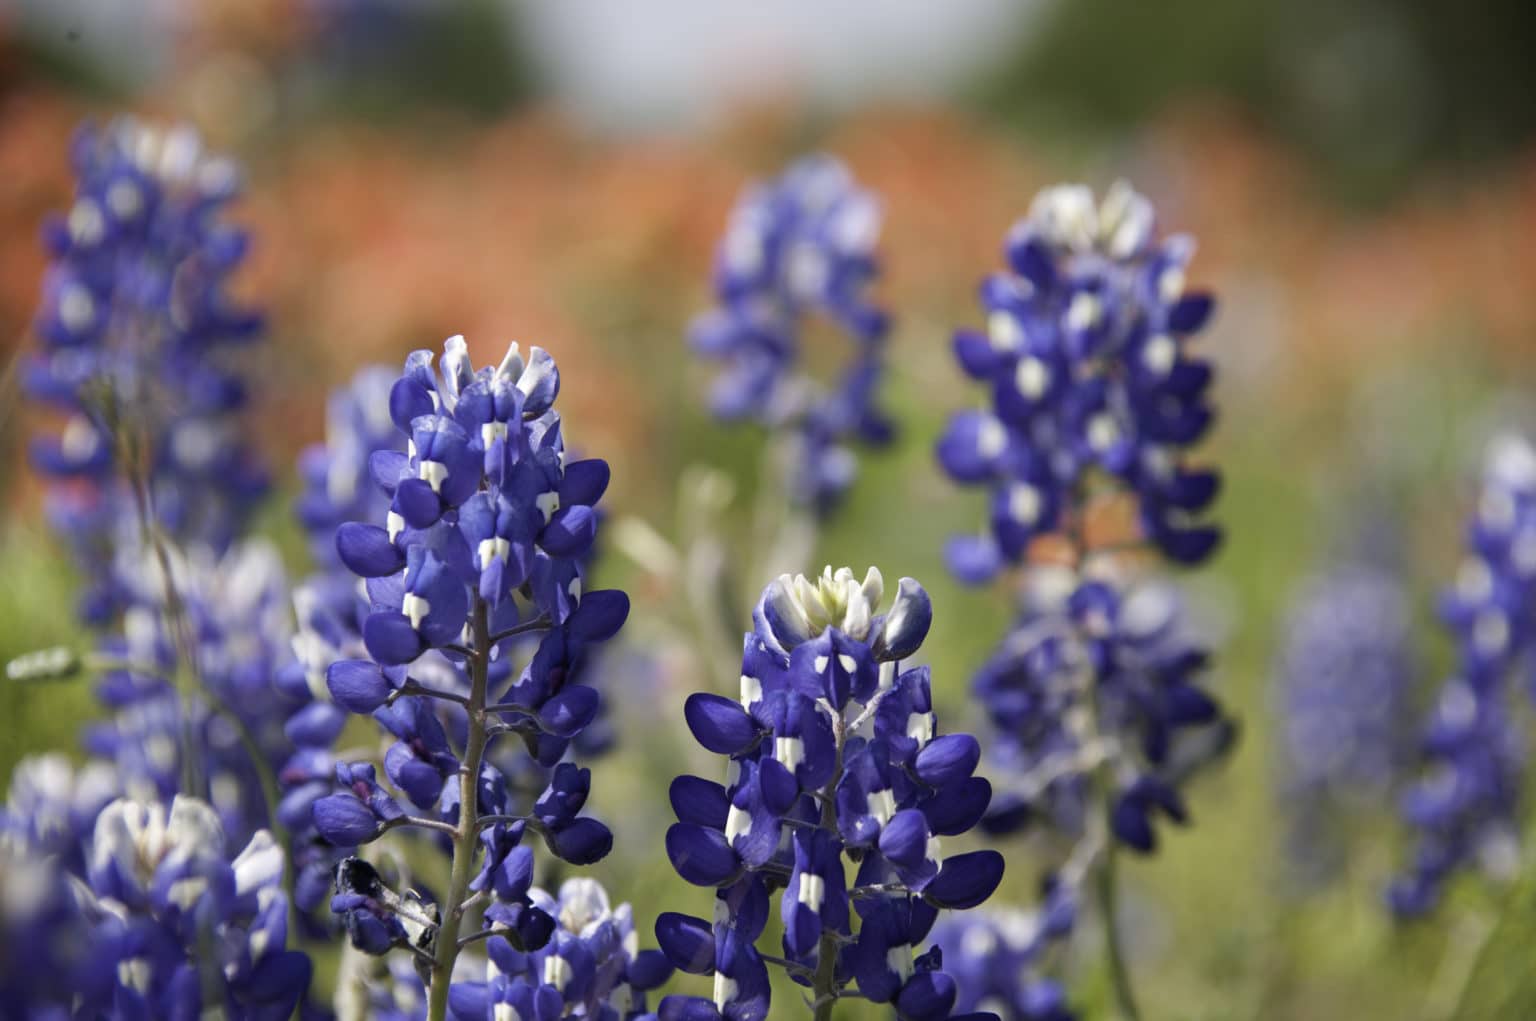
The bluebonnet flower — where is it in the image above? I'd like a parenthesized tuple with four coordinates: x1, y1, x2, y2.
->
(975, 570, 1229, 855)
(315, 336, 637, 1019)
(1391, 434, 1536, 917)
(18, 118, 308, 865)
(936, 182, 1218, 584)
(24, 118, 267, 625)
(1274, 550, 1416, 883)
(690, 156, 894, 513)
(10, 117, 319, 1013)
(1, 753, 119, 868)
(297, 365, 403, 568)
(927, 904, 1078, 1021)
(656, 567, 1005, 1020)
(1, 794, 310, 1019)
(447, 877, 673, 1019)
(936, 181, 1228, 1017)
(81, 540, 303, 847)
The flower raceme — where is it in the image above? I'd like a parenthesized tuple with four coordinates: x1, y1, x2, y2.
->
(691, 156, 894, 514)
(975, 570, 1229, 855)
(928, 908, 1077, 1021)
(309, 335, 645, 1018)
(0, 793, 309, 1018)
(936, 182, 1219, 583)
(1275, 552, 1416, 884)
(658, 567, 1006, 1020)
(935, 181, 1228, 1019)
(1391, 434, 1536, 916)
(25, 118, 267, 625)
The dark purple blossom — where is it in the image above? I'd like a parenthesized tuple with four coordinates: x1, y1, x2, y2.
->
(1391, 435, 1536, 917)
(658, 567, 1002, 1020)
(936, 182, 1218, 583)
(691, 156, 894, 513)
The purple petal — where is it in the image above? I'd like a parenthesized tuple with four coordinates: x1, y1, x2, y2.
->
(327, 659, 393, 714)
(336, 523, 404, 578)
(684, 693, 762, 756)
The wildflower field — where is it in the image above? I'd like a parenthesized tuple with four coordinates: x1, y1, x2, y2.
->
(3, 4, 1536, 1019)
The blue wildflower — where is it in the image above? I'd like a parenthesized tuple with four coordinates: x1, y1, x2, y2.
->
(973, 572, 1229, 854)
(449, 878, 673, 1018)
(928, 905, 1078, 1021)
(296, 365, 402, 569)
(691, 156, 894, 513)
(936, 182, 1219, 583)
(658, 567, 1004, 1020)
(935, 180, 1231, 1017)
(317, 336, 643, 1018)
(1391, 434, 1536, 917)
(1275, 551, 1416, 884)
(25, 118, 267, 624)
(2, 794, 310, 1018)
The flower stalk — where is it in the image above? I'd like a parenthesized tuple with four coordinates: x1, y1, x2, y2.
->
(426, 594, 492, 1021)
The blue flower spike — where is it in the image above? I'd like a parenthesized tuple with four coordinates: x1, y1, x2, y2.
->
(660, 567, 1004, 1020)
(691, 157, 895, 515)
(935, 181, 1232, 1021)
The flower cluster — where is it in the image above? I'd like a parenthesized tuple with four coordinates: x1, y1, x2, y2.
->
(296, 365, 403, 568)
(81, 541, 300, 847)
(934, 181, 1228, 1017)
(1, 793, 309, 1019)
(1275, 553, 1415, 882)
(274, 365, 411, 925)
(657, 567, 1005, 1020)
(928, 904, 1077, 1021)
(1, 753, 119, 870)
(690, 156, 894, 512)
(24, 118, 267, 625)
(1391, 435, 1536, 917)
(310, 336, 633, 1009)
(975, 571, 1229, 854)
(451, 878, 673, 1018)
(13, 117, 304, 858)
(936, 182, 1218, 584)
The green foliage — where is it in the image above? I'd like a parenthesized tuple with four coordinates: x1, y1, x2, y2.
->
(972, 0, 1536, 202)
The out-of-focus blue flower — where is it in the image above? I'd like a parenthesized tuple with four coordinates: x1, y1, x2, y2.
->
(932, 180, 1229, 1015)
(296, 365, 402, 568)
(975, 570, 1229, 856)
(1, 753, 119, 870)
(936, 182, 1219, 583)
(1391, 435, 1536, 917)
(658, 567, 1003, 1020)
(691, 156, 894, 513)
(79, 540, 304, 847)
(1278, 563, 1415, 797)
(928, 907, 1077, 1021)
(442, 877, 672, 1019)
(1, 794, 310, 1019)
(12, 119, 325, 1012)
(1274, 553, 1416, 882)
(19, 116, 315, 883)
(25, 118, 268, 625)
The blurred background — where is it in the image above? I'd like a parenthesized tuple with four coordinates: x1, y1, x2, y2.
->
(3, 1, 1536, 1017)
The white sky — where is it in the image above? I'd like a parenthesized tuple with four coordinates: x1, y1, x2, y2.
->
(513, 0, 1039, 129)
(15, 0, 1038, 130)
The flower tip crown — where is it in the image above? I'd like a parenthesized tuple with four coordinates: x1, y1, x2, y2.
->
(757, 565, 932, 660)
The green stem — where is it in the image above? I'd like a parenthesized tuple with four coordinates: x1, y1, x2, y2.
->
(810, 710, 846, 1021)
(1096, 836, 1142, 1021)
(1065, 488, 1142, 1021)
(426, 595, 492, 1021)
